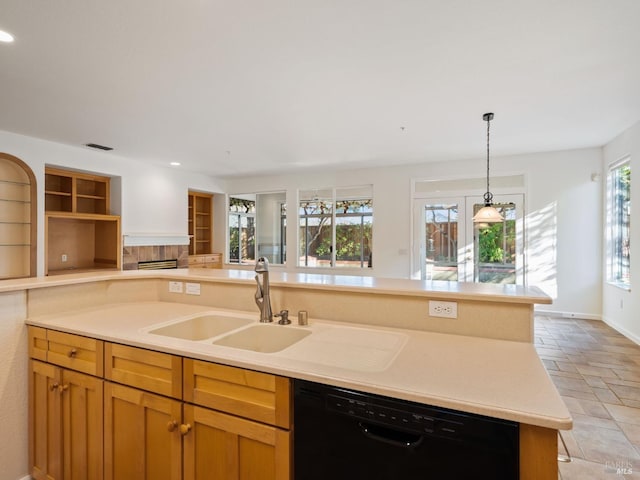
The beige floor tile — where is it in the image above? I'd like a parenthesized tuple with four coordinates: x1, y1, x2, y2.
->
(592, 387, 622, 405)
(575, 364, 619, 378)
(609, 384, 640, 402)
(619, 422, 640, 446)
(583, 375, 609, 389)
(558, 458, 607, 480)
(605, 404, 640, 426)
(572, 424, 640, 464)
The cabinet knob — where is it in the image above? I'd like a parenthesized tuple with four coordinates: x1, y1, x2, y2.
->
(49, 382, 60, 392)
(179, 423, 192, 436)
(167, 421, 178, 432)
(59, 384, 69, 393)
(68, 348, 77, 358)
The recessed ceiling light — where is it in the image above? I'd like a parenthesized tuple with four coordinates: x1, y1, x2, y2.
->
(0, 30, 15, 43)
(170, 162, 181, 166)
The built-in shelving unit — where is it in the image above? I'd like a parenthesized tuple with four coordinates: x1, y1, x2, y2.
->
(45, 167, 110, 214)
(45, 167, 120, 275)
(188, 191, 213, 256)
(0, 179, 32, 279)
(0, 154, 36, 279)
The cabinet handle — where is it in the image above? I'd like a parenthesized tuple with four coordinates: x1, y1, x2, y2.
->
(167, 421, 178, 432)
(179, 423, 192, 436)
(68, 348, 77, 358)
(49, 382, 60, 392)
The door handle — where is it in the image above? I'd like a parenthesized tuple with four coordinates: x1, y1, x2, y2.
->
(359, 422, 423, 449)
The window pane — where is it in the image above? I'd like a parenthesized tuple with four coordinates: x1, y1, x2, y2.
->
(424, 204, 459, 281)
(228, 214, 239, 263)
(473, 203, 517, 284)
(240, 216, 255, 263)
(609, 162, 631, 286)
(298, 200, 333, 267)
(298, 186, 373, 269)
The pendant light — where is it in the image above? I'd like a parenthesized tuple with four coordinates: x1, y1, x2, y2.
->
(473, 112, 504, 224)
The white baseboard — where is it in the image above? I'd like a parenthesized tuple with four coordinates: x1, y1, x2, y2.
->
(602, 316, 640, 346)
(534, 308, 602, 321)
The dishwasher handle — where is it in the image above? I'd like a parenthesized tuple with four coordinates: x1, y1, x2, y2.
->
(359, 422, 424, 449)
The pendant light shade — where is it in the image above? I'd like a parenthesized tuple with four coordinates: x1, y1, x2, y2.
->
(473, 112, 503, 224)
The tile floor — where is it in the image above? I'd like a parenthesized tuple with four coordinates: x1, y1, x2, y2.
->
(536, 316, 640, 479)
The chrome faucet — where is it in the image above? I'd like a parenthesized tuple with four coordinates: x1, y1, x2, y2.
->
(254, 257, 273, 322)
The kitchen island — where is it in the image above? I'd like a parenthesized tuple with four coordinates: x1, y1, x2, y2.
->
(1, 269, 566, 479)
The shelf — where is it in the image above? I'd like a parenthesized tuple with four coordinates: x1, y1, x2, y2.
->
(45, 190, 72, 197)
(0, 243, 31, 247)
(0, 198, 30, 204)
(0, 179, 30, 187)
(76, 194, 106, 200)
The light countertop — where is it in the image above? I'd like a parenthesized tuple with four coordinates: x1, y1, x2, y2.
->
(1, 268, 552, 305)
(26, 301, 571, 430)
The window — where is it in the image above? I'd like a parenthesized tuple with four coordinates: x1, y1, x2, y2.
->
(608, 159, 631, 287)
(299, 186, 372, 268)
(228, 196, 255, 264)
(228, 192, 286, 265)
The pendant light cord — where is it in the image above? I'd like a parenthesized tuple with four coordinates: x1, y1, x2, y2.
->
(484, 113, 493, 206)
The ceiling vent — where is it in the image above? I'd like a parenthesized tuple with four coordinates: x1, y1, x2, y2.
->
(84, 143, 113, 151)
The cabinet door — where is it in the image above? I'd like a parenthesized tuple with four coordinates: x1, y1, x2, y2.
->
(183, 404, 291, 480)
(104, 382, 182, 480)
(29, 360, 63, 480)
(29, 361, 104, 480)
(61, 369, 103, 480)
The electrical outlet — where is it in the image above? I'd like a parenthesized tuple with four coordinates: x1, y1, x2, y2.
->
(61, 254, 68, 262)
(168, 281, 183, 293)
(186, 283, 201, 295)
(429, 300, 457, 319)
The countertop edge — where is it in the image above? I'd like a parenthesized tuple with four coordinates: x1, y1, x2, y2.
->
(2, 268, 553, 305)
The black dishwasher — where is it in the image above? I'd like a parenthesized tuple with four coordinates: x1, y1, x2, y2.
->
(294, 380, 519, 480)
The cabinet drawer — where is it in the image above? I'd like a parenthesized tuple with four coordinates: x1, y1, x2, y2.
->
(47, 330, 104, 376)
(188, 256, 205, 266)
(28, 326, 48, 362)
(184, 359, 290, 428)
(105, 343, 182, 399)
(203, 254, 222, 264)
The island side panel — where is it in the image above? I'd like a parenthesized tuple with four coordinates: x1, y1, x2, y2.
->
(520, 424, 558, 480)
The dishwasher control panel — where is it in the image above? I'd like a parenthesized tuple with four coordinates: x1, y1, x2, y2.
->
(327, 393, 464, 440)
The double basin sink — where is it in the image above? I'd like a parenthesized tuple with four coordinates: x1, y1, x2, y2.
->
(143, 309, 409, 372)
(146, 313, 311, 353)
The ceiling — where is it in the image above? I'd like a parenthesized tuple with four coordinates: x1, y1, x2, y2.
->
(1, 1, 639, 177)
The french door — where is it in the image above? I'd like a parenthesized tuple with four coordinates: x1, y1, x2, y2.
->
(413, 194, 524, 285)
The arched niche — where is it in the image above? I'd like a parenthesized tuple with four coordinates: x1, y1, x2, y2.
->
(0, 153, 37, 278)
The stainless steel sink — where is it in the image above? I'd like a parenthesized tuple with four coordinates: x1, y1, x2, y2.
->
(148, 314, 253, 341)
(212, 324, 311, 353)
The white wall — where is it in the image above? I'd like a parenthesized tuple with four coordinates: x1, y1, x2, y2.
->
(0, 130, 225, 274)
(226, 147, 603, 317)
(602, 121, 639, 341)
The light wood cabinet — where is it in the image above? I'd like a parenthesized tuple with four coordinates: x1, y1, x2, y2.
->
(188, 253, 223, 269)
(44, 167, 121, 275)
(104, 382, 182, 480)
(183, 404, 290, 480)
(28, 327, 105, 480)
(188, 191, 213, 256)
(29, 328, 291, 480)
(184, 359, 291, 429)
(29, 359, 103, 480)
